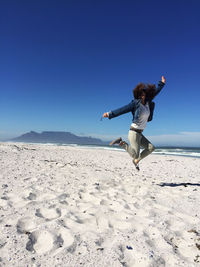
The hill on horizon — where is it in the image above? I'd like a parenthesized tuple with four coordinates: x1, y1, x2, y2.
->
(11, 131, 108, 145)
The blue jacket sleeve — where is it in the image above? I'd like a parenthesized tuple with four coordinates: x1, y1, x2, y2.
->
(154, 81, 165, 97)
(108, 100, 136, 119)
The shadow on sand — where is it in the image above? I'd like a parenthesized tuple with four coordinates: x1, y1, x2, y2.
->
(158, 182, 200, 187)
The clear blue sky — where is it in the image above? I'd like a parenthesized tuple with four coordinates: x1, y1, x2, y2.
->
(0, 0, 200, 146)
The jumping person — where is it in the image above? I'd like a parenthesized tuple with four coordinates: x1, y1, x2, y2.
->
(102, 76, 166, 170)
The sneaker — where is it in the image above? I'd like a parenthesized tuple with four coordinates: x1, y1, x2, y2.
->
(133, 159, 140, 171)
(119, 141, 127, 147)
(109, 137, 122, 146)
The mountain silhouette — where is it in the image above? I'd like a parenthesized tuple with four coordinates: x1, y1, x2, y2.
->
(11, 131, 107, 145)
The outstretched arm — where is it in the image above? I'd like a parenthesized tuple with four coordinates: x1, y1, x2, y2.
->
(103, 100, 136, 120)
(154, 75, 166, 97)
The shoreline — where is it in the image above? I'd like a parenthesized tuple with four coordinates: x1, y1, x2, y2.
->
(1, 141, 200, 159)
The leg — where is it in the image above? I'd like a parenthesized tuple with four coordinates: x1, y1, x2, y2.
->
(120, 130, 141, 159)
(137, 134, 155, 162)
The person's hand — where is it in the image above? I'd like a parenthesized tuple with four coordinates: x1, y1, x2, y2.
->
(161, 75, 166, 84)
(103, 112, 109, 118)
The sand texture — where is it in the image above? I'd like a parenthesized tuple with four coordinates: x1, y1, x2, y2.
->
(0, 142, 200, 267)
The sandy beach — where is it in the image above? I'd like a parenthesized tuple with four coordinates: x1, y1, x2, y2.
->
(0, 142, 200, 267)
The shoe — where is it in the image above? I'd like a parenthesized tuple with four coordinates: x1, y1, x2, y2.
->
(133, 159, 140, 171)
(119, 141, 127, 147)
(109, 137, 122, 146)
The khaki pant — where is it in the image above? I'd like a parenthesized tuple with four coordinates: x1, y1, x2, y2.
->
(121, 130, 155, 162)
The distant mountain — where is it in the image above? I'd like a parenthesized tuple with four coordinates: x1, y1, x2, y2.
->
(11, 131, 108, 145)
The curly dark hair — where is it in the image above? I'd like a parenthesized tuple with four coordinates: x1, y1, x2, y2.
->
(145, 84, 156, 100)
(133, 83, 146, 99)
(133, 83, 156, 100)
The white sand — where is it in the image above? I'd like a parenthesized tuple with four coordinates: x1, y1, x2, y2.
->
(0, 142, 200, 267)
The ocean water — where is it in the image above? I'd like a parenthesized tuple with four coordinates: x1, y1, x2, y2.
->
(59, 143, 200, 159)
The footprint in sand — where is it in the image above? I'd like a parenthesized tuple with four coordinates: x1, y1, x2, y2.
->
(0, 197, 7, 208)
(26, 228, 74, 255)
(26, 192, 37, 200)
(58, 193, 70, 205)
(55, 228, 75, 252)
(35, 207, 61, 220)
(26, 230, 54, 254)
(58, 193, 70, 200)
(17, 217, 37, 233)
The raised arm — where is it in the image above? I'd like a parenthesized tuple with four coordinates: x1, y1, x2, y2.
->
(154, 75, 166, 97)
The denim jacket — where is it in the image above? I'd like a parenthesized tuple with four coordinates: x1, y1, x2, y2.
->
(108, 81, 165, 122)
